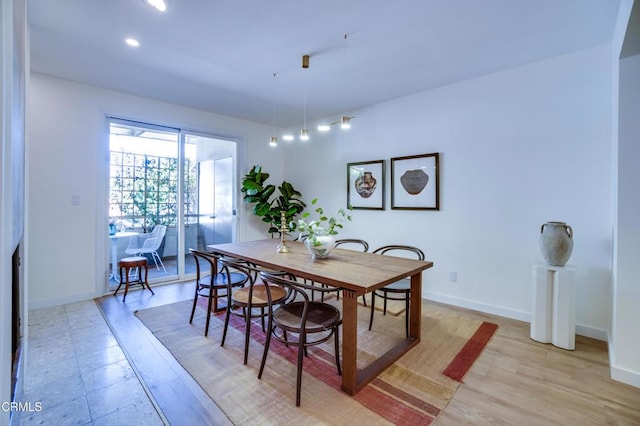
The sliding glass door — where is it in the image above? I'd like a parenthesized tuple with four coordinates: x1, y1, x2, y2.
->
(107, 118, 237, 286)
(183, 132, 237, 275)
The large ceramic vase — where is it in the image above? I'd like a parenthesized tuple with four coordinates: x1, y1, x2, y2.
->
(304, 234, 335, 259)
(540, 221, 573, 266)
(355, 172, 377, 198)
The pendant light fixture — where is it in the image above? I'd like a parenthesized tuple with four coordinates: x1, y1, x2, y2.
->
(269, 72, 278, 147)
(341, 34, 352, 130)
(272, 39, 357, 147)
(300, 55, 310, 141)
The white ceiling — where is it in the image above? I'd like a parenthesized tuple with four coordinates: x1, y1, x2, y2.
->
(28, 0, 621, 128)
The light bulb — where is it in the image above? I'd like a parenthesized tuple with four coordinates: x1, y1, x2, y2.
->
(146, 0, 167, 12)
(125, 38, 140, 47)
(341, 116, 351, 129)
(269, 136, 278, 147)
(300, 129, 310, 141)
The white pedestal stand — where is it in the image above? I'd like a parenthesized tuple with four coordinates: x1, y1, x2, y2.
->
(530, 263, 576, 350)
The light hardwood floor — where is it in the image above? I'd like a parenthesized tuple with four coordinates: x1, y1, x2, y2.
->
(97, 282, 640, 425)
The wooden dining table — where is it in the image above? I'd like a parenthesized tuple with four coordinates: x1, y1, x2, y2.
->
(208, 238, 434, 396)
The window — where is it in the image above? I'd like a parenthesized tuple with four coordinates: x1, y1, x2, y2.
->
(109, 151, 196, 231)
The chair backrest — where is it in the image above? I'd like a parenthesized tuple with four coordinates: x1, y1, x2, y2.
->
(189, 248, 219, 280)
(218, 257, 261, 284)
(128, 225, 167, 252)
(218, 258, 269, 301)
(150, 225, 167, 240)
(335, 238, 369, 252)
(259, 272, 332, 320)
(372, 245, 425, 260)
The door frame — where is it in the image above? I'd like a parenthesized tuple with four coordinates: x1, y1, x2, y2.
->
(98, 115, 241, 294)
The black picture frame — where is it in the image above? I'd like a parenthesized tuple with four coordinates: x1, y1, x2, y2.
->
(347, 160, 385, 210)
(391, 153, 439, 210)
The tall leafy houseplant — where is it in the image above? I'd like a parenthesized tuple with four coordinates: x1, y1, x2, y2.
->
(241, 165, 306, 235)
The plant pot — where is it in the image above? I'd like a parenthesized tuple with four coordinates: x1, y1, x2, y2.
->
(304, 234, 335, 259)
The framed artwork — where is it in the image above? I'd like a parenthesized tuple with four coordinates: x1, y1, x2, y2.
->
(347, 160, 385, 210)
(391, 153, 439, 210)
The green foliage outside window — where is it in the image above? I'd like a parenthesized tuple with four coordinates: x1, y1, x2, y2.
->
(109, 151, 196, 232)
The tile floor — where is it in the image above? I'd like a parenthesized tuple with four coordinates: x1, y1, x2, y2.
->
(15, 301, 165, 425)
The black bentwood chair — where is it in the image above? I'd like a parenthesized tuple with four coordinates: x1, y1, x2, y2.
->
(218, 258, 289, 365)
(188, 249, 249, 337)
(258, 272, 342, 406)
(368, 245, 425, 338)
(334, 238, 369, 306)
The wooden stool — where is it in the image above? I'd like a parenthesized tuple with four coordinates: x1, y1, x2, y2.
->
(114, 256, 154, 302)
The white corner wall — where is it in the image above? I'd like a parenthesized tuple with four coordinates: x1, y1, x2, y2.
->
(1, 2, 15, 424)
(27, 73, 280, 308)
(613, 53, 640, 387)
(285, 44, 614, 338)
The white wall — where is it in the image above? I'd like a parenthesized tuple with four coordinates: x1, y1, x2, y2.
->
(285, 44, 614, 338)
(1, 0, 26, 424)
(1, 3, 13, 424)
(27, 73, 280, 308)
(613, 52, 640, 386)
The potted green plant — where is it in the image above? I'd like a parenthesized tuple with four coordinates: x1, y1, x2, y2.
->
(241, 165, 306, 236)
(294, 198, 352, 259)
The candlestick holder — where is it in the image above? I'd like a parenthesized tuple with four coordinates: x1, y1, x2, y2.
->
(276, 211, 290, 253)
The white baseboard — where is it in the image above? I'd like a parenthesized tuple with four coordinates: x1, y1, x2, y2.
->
(423, 291, 607, 341)
(575, 324, 608, 341)
(423, 291, 530, 322)
(608, 335, 640, 388)
(610, 364, 640, 387)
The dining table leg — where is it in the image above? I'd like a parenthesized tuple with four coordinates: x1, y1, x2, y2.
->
(409, 272, 422, 339)
(341, 289, 358, 395)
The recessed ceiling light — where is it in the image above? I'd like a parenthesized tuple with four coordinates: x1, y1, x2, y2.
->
(145, 0, 167, 12)
(125, 38, 140, 47)
(317, 124, 331, 132)
(282, 134, 294, 141)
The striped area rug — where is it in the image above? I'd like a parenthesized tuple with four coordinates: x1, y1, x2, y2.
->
(135, 298, 497, 425)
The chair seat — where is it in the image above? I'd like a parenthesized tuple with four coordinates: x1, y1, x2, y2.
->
(198, 271, 248, 289)
(118, 256, 148, 267)
(232, 284, 288, 307)
(273, 301, 341, 333)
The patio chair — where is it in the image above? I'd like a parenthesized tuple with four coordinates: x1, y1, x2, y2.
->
(126, 225, 167, 273)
